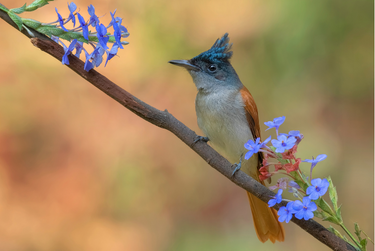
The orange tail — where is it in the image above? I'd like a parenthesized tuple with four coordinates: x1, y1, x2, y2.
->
(247, 187, 285, 243)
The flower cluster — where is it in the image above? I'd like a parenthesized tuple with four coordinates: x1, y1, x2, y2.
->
(243, 116, 330, 223)
(268, 189, 319, 223)
(49, 2, 129, 71)
(243, 118, 371, 249)
(6, 1, 129, 72)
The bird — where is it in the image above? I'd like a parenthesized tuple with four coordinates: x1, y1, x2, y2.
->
(169, 33, 285, 243)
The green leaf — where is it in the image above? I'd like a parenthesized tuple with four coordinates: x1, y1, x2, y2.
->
(8, 11, 23, 30)
(354, 222, 362, 240)
(269, 146, 276, 152)
(327, 226, 345, 239)
(25, 0, 54, 12)
(336, 205, 343, 222)
(290, 170, 299, 179)
(360, 238, 367, 251)
(77, 37, 89, 43)
(328, 226, 360, 251)
(36, 26, 65, 36)
(327, 176, 339, 211)
(322, 215, 341, 225)
(317, 198, 335, 215)
(314, 210, 341, 224)
(69, 32, 85, 39)
(316, 198, 343, 225)
(317, 210, 342, 225)
(0, 4, 9, 12)
(320, 210, 332, 219)
(10, 4, 26, 14)
(294, 179, 305, 188)
(21, 18, 42, 29)
(88, 36, 99, 42)
(313, 210, 323, 219)
(294, 179, 308, 191)
(300, 171, 309, 183)
(57, 33, 72, 41)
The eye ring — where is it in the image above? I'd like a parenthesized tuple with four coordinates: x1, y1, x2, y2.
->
(208, 64, 217, 72)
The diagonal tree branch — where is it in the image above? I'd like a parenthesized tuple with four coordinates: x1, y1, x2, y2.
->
(0, 7, 356, 251)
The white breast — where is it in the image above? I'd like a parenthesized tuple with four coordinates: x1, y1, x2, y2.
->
(195, 89, 254, 164)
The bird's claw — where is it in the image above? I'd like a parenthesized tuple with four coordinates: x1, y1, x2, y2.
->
(193, 136, 209, 144)
(231, 157, 243, 177)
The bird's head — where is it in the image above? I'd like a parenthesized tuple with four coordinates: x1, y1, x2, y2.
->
(169, 33, 242, 92)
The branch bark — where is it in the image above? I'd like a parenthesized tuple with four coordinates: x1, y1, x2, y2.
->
(0, 7, 356, 251)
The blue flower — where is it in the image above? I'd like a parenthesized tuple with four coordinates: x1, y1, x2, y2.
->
(292, 197, 317, 220)
(88, 4, 100, 27)
(271, 134, 297, 153)
(260, 135, 271, 148)
(77, 13, 89, 40)
(268, 189, 283, 207)
(96, 24, 109, 49)
(110, 11, 124, 49)
(269, 177, 289, 191)
(306, 178, 329, 200)
(74, 41, 84, 58)
(302, 154, 327, 169)
(51, 3, 128, 71)
(288, 130, 302, 139)
(67, 2, 77, 27)
(62, 39, 77, 65)
(83, 50, 94, 71)
(244, 136, 271, 160)
(90, 46, 105, 67)
(55, 8, 69, 32)
(116, 17, 129, 38)
(288, 180, 301, 195)
(278, 130, 302, 143)
(244, 138, 261, 160)
(264, 116, 285, 134)
(288, 180, 301, 189)
(277, 201, 295, 223)
(82, 45, 105, 71)
(288, 130, 303, 144)
(105, 43, 119, 66)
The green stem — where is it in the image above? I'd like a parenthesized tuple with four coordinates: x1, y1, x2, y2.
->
(297, 169, 311, 186)
(362, 231, 374, 244)
(340, 223, 362, 249)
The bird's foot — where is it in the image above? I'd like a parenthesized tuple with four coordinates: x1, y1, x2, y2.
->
(193, 136, 209, 144)
(231, 157, 243, 177)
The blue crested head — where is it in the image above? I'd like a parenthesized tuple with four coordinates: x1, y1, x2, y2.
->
(169, 33, 242, 91)
(191, 33, 233, 65)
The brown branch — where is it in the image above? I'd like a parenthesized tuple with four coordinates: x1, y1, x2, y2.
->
(0, 6, 357, 251)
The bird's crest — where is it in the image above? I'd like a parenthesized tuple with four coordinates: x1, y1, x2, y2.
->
(192, 33, 233, 64)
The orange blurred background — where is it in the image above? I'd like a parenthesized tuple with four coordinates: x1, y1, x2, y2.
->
(0, 0, 373, 250)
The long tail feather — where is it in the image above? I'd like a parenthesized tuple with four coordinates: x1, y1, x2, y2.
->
(247, 191, 285, 243)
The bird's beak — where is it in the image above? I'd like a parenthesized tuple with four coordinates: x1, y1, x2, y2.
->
(168, 60, 200, 71)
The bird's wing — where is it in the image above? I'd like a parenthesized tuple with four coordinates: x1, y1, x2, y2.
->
(240, 86, 285, 243)
(239, 86, 263, 166)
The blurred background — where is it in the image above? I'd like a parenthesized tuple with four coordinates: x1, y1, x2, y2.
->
(0, 0, 373, 250)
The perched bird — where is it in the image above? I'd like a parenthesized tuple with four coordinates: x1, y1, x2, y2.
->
(169, 33, 284, 243)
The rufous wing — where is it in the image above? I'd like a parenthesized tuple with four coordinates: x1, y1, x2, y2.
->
(240, 86, 285, 243)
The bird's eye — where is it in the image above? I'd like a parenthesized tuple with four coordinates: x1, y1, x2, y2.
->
(208, 64, 217, 72)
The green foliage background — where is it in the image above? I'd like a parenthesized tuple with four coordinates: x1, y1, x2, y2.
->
(0, 0, 373, 250)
